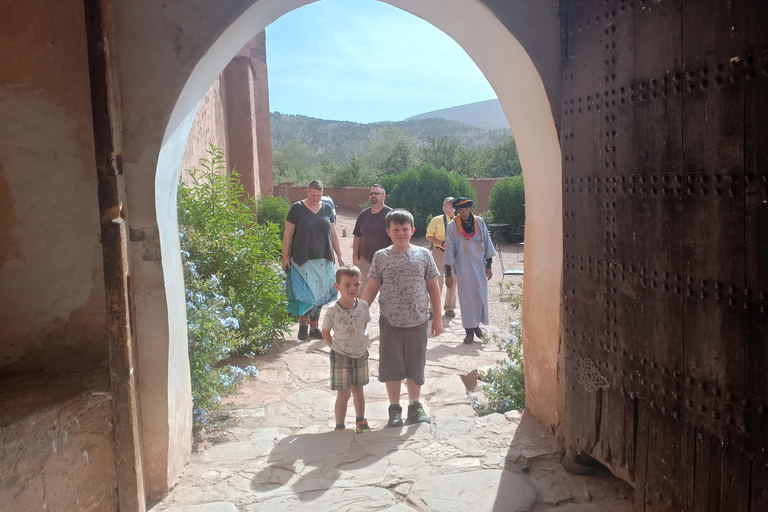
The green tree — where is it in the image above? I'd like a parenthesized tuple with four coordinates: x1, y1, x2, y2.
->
(330, 155, 373, 188)
(319, 155, 340, 179)
(272, 139, 315, 183)
(420, 136, 481, 177)
(483, 136, 521, 177)
(488, 174, 525, 231)
(380, 163, 476, 237)
(364, 125, 418, 176)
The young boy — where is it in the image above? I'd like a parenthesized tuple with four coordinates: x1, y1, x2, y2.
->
(362, 209, 443, 427)
(322, 265, 372, 433)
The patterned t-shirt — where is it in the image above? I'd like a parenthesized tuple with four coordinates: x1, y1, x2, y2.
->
(322, 299, 371, 359)
(369, 245, 440, 328)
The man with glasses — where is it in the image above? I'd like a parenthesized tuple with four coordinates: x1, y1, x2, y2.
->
(425, 197, 457, 319)
(352, 184, 392, 293)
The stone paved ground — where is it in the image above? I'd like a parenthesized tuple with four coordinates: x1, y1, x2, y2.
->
(149, 209, 636, 512)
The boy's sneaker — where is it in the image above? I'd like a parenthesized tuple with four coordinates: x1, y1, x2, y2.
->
(386, 404, 403, 428)
(298, 325, 309, 340)
(308, 328, 323, 339)
(407, 402, 431, 424)
(355, 419, 371, 433)
(474, 327, 485, 339)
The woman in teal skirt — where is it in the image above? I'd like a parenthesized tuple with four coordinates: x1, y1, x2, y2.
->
(281, 180, 345, 340)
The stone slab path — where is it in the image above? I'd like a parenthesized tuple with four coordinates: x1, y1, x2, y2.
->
(150, 209, 636, 512)
(151, 311, 634, 511)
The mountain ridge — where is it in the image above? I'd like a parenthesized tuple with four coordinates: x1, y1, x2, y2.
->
(270, 110, 511, 164)
(404, 99, 509, 131)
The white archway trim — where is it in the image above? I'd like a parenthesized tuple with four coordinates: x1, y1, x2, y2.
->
(154, 0, 563, 486)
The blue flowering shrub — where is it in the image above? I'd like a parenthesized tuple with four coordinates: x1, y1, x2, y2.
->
(473, 284, 525, 415)
(179, 144, 291, 428)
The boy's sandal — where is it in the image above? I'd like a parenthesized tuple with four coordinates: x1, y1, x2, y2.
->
(334, 426, 346, 431)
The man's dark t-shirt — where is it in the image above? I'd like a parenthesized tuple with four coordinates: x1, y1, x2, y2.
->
(286, 200, 336, 266)
(353, 206, 393, 262)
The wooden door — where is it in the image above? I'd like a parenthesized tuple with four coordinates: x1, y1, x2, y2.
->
(560, 1, 768, 510)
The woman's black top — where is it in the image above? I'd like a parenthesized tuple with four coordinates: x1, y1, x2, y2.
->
(286, 200, 336, 266)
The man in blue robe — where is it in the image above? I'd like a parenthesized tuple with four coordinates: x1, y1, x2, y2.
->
(444, 198, 496, 344)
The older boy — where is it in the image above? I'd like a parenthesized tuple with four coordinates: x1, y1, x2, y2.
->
(362, 209, 443, 427)
(322, 265, 372, 433)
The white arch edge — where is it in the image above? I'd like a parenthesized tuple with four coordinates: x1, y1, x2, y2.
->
(155, 0, 564, 435)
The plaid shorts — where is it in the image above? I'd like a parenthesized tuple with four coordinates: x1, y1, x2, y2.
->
(329, 350, 369, 390)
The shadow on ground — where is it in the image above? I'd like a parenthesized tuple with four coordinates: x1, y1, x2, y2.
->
(250, 424, 421, 501)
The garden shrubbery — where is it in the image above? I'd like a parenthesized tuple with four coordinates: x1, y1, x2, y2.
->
(473, 284, 525, 415)
(488, 174, 525, 241)
(256, 194, 290, 237)
(379, 163, 476, 236)
(178, 144, 292, 427)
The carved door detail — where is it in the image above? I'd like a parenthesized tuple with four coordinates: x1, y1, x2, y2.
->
(560, 1, 768, 510)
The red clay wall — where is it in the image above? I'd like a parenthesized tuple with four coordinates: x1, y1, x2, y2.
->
(276, 178, 504, 213)
(181, 32, 273, 197)
(469, 178, 502, 213)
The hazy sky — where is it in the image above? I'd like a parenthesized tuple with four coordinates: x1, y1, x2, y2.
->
(266, 0, 497, 124)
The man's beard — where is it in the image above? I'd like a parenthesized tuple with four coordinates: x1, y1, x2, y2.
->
(371, 197, 378, 205)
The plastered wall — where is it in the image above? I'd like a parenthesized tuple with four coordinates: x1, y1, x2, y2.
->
(0, 0, 108, 374)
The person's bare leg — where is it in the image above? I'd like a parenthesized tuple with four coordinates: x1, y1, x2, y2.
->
(335, 388, 352, 427)
(351, 385, 365, 419)
(386, 380, 402, 403)
(405, 378, 421, 400)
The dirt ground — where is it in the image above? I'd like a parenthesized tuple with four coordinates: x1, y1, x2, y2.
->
(333, 207, 525, 334)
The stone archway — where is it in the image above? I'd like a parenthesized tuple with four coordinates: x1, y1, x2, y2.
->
(116, 0, 562, 495)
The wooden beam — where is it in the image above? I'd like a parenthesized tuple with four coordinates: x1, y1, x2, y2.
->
(83, 0, 146, 509)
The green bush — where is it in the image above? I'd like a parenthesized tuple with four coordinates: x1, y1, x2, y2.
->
(256, 195, 290, 237)
(178, 144, 292, 427)
(474, 284, 525, 415)
(329, 155, 373, 188)
(488, 175, 525, 236)
(379, 164, 476, 237)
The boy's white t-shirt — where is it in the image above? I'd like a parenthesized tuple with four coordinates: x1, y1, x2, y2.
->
(368, 245, 440, 328)
(322, 298, 371, 358)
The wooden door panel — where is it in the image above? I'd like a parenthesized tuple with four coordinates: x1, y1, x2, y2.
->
(750, 461, 768, 511)
(561, 1, 767, 509)
(743, 0, 768, 462)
